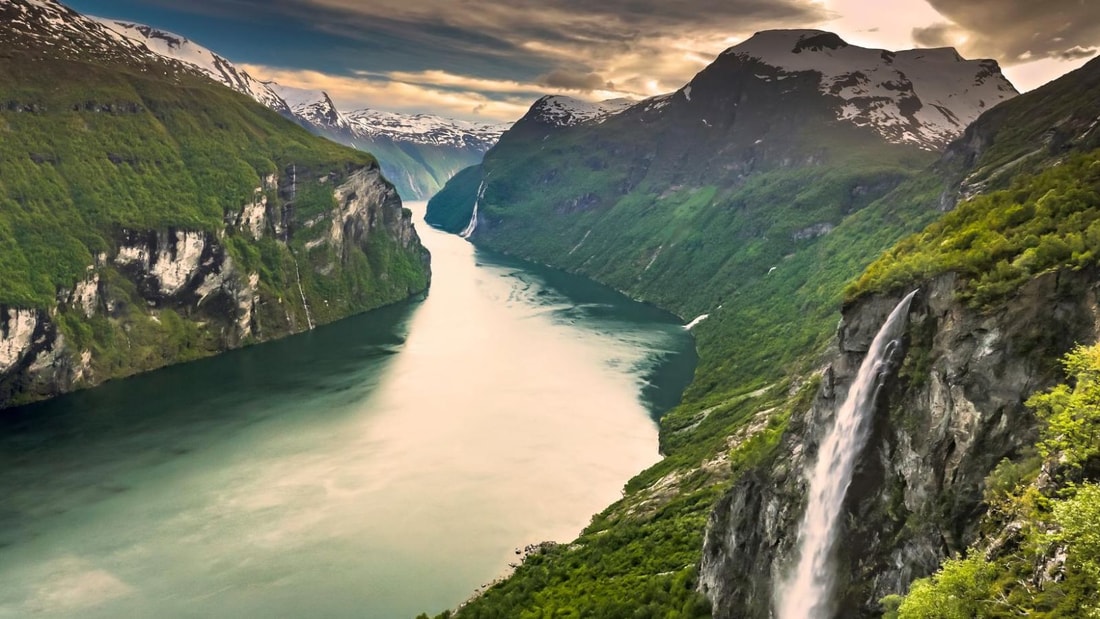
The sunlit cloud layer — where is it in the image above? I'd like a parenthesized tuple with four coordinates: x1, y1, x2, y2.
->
(73, 0, 1100, 122)
(917, 0, 1100, 64)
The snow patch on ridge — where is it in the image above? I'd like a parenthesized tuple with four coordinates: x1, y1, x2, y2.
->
(346, 109, 507, 150)
(529, 96, 636, 127)
(96, 19, 290, 114)
(722, 30, 1018, 149)
(685, 314, 710, 330)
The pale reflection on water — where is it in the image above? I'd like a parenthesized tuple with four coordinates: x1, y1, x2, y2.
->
(0, 202, 696, 619)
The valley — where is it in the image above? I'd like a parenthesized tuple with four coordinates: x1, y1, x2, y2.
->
(3, 2, 1100, 618)
(0, 203, 696, 618)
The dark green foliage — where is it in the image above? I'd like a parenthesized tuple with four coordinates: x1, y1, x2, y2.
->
(893, 344, 1100, 618)
(425, 46, 1100, 619)
(0, 53, 377, 308)
(0, 29, 429, 401)
(425, 164, 483, 231)
(849, 150, 1100, 306)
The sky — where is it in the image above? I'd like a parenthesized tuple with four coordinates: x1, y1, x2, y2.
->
(66, 0, 1100, 123)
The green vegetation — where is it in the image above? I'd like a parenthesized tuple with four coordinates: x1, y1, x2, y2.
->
(890, 344, 1100, 619)
(0, 33, 428, 405)
(849, 151, 1100, 307)
(425, 77, 952, 618)
(424, 52, 1100, 619)
(0, 52, 378, 307)
(339, 134, 486, 201)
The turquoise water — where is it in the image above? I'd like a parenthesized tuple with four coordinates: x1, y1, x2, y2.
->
(0, 202, 696, 618)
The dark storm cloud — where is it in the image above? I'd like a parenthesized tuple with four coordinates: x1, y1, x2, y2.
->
(70, 0, 831, 120)
(920, 0, 1100, 63)
(121, 0, 828, 77)
(911, 23, 955, 49)
(537, 70, 613, 92)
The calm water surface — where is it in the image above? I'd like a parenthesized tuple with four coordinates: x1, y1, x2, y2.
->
(0, 202, 696, 618)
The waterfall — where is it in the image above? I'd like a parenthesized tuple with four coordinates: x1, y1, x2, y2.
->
(290, 252, 315, 331)
(776, 290, 918, 619)
(460, 180, 487, 239)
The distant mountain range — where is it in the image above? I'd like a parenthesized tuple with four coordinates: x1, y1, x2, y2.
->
(508, 30, 1015, 150)
(101, 19, 509, 200)
(421, 25, 1100, 619)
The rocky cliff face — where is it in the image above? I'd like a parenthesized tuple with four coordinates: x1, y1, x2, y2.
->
(0, 163, 427, 410)
(933, 57, 1100, 210)
(698, 267, 1100, 617)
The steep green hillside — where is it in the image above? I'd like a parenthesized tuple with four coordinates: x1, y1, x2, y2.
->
(889, 343, 1100, 619)
(0, 0, 429, 408)
(850, 150, 1100, 307)
(424, 42, 1097, 619)
(336, 134, 488, 201)
(431, 94, 937, 406)
(848, 55, 1100, 307)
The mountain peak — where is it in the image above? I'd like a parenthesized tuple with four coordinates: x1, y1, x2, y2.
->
(733, 29, 849, 54)
(98, 18, 291, 114)
(710, 30, 1018, 150)
(527, 95, 635, 127)
(792, 31, 849, 53)
(268, 85, 351, 130)
(2, 0, 181, 68)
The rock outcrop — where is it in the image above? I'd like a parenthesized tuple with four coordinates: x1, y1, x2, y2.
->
(0, 164, 428, 410)
(699, 267, 1100, 617)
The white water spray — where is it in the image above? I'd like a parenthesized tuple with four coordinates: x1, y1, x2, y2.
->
(290, 253, 314, 331)
(776, 290, 918, 619)
(460, 181, 487, 239)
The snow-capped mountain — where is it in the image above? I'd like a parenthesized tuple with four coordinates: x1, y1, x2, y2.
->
(2, 0, 187, 69)
(270, 84, 353, 131)
(267, 87, 506, 198)
(431, 29, 1024, 242)
(99, 19, 291, 115)
(91, 15, 510, 199)
(717, 30, 1017, 150)
(525, 95, 636, 127)
(347, 109, 507, 151)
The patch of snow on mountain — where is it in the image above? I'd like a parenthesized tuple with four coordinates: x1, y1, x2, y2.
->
(97, 19, 291, 114)
(270, 85, 351, 130)
(345, 109, 507, 150)
(6, 1, 512, 170)
(530, 96, 636, 127)
(3, 0, 182, 69)
(724, 30, 1018, 149)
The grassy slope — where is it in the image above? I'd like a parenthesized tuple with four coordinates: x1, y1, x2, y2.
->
(424, 87, 955, 616)
(848, 56, 1100, 308)
(888, 344, 1100, 619)
(426, 56, 1100, 619)
(849, 150, 1100, 308)
(345, 136, 485, 200)
(0, 40, 429, 402)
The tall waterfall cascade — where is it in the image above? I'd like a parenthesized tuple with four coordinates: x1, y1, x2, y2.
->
(460, 181, 487, 239)
(776, 290, 918, 619)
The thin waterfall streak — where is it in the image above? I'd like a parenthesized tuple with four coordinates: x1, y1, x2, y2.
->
(291, 252, 314, 331)
(776, 290, 918, 619)
(460, 181, 486, 239)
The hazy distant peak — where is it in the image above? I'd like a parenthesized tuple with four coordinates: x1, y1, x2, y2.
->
(716, 29, 1019, 150)
(528, 95, 636, 127)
